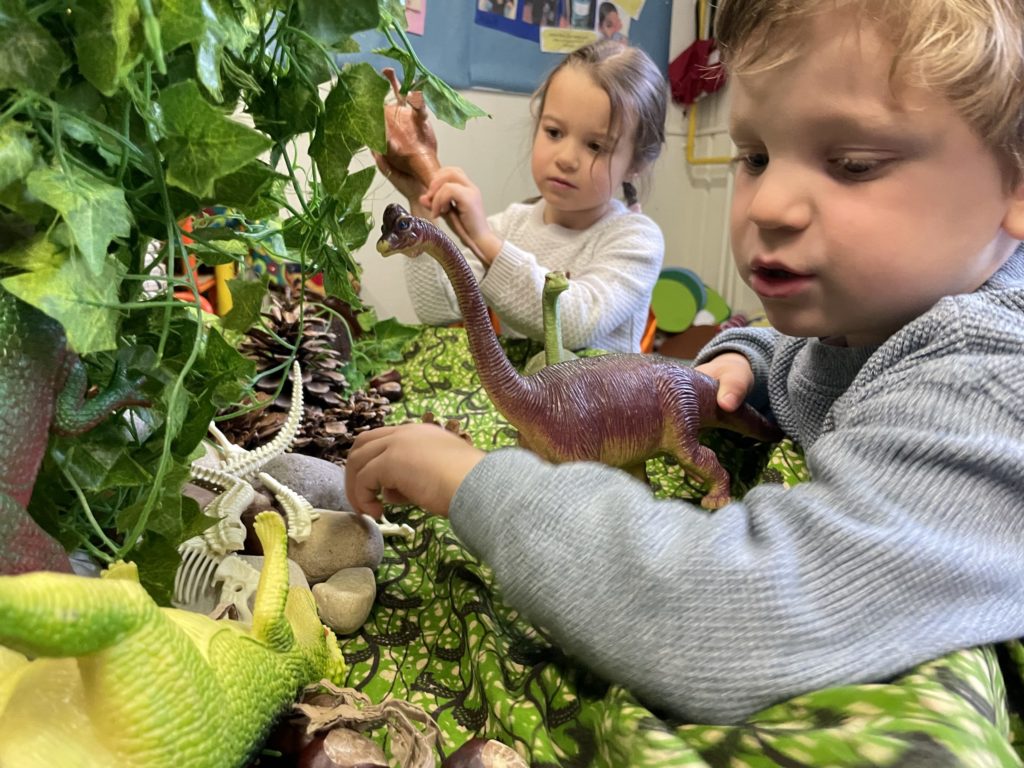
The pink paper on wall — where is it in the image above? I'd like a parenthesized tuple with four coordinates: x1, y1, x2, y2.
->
(406, 0, 426, 35)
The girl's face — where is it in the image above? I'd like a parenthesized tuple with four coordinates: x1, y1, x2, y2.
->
(531, 67, 636, 229)
(728, 9, 1024, 345)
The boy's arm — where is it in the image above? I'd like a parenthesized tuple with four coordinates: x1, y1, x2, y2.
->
(447, 345, 1024, 724)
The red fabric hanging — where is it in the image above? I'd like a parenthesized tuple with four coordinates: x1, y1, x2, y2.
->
(668, 37, 726, 106)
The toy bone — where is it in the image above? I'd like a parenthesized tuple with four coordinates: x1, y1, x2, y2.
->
(212, 553, 262, 623)
(184, 361, 309, 558)
(176, 361, 412, 609)
(0, 511, 346, 768)
(0, 286, 148, 575)
(380, 67, 486, 262)
(524, 270, 577, 375)
(175, 361, 310, 608)
(376, 204, 783, 509)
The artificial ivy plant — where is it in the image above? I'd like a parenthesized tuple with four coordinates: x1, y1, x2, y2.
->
(0, 0, 484, 601)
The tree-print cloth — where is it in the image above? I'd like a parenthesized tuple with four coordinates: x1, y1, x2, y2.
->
(339, 325, 1024, 767)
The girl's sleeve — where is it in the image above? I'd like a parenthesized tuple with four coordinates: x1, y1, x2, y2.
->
(447, 340, 1024, 725)
(480, 214, 664, 350)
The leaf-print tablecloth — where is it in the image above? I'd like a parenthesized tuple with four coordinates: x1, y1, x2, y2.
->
(339, 326, 1024, 767)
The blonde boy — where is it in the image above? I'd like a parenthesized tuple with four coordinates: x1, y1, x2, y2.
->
(347, 0, 1024, 723)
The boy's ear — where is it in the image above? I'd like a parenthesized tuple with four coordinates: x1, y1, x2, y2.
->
(1002, 180, 1024, 240)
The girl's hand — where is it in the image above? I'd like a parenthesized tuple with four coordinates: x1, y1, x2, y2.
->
(695, 352, 754, 412)
(374, 152, 433, 218)
(345, 424, 486, 519)
(421, 167, 502, 263)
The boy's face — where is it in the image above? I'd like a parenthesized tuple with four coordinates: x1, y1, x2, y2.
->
(728, 9, 1024, 345)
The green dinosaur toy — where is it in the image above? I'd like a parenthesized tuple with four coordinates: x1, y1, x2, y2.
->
(0, 511, 346, 768)
(524, 270, 578, 376)
(0, 285, 148, 575)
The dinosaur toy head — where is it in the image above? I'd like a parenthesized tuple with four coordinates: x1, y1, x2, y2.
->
(377, 203, 430, 258)
(544, 271, 570, 294)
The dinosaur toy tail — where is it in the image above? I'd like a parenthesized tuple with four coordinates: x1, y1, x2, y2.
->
(710, 402, 784, 444)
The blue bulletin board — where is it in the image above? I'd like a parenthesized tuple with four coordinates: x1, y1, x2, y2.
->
(355, 0, 672, 94)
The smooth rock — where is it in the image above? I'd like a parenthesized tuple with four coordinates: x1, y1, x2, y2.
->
(312, 567, 376, 635)
(261, 453, 352, 511)
(289, 510, 384, 583)
(443, 738, 529, 768)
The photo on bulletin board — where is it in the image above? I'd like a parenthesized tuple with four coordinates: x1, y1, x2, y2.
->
(538, 0, 633, 53)
(353, 0, 670, 94)
(475, 0, 556, 42)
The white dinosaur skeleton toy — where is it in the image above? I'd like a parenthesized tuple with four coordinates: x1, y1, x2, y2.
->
(174, 361, 413, 617)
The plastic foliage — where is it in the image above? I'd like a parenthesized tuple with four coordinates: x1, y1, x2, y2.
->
(0, 0, 483, 602)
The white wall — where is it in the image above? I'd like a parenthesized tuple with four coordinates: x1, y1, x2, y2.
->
(354, 1, 760, 324)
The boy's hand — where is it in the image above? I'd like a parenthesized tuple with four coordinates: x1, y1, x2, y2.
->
(345, 424, 486, 519)
(695, 352, 754, 412)
(421, 167, 503, 264)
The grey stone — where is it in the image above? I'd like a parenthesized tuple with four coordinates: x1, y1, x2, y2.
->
(261, 453, 352, 511)
(312, 567, 376, 635)
(289, 510, 384, 583)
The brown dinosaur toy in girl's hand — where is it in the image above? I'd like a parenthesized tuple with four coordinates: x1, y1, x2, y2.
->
(377, 68, 485, 261)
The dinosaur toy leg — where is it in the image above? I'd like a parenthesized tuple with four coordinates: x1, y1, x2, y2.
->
(662, 398, 733, 510)
(0, 494, 72, 574)
(52, 357, 149, 436)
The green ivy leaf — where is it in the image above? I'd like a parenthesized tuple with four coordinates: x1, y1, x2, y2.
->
(210, 161, 286, 219)
(310, 63, 388, 196)
(159, 79, 273, 197)
(131, 532, 184, 606)
(116, 461, 192, 541)
(71, 0, 145, 96)
(376, 0, 409, 29)
(336, 165, 376, 214)
(0, 123, 34, 191)
(422, 77, 490, 130)
(373, 43, 489, 129)
(158, 0, 206, 52)
(221, 272, 269, 332)
(249, 74, 321, 142)
(1, 242, 125, 354)
(189, 0, 252, 100)
(26, 166, 133, 275)
(0, 233, 63, 271)
(298, 0, 379, 44)
(336, 211, 373, 254)
(0, 0, 67, 93)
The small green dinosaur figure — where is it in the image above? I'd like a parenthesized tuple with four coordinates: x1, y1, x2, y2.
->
(0, 285, 148, 574)
(524, 270, 578, 376)
(0, 511, 346, 768)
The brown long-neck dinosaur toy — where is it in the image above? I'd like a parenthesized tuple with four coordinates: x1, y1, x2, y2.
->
(376, 204, 782, 509)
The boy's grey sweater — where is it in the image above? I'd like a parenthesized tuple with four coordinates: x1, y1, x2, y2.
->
(449, 244, 1024, 724)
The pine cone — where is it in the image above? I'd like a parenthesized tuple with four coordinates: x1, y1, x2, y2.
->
(217, 285, 401, 464)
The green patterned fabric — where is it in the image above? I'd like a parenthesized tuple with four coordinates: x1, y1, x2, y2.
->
(339, 326, 1023, 767)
